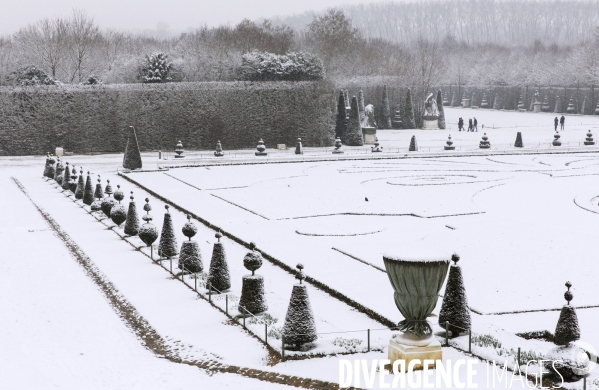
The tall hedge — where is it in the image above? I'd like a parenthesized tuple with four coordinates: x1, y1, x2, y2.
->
(0, 82, 335, 156)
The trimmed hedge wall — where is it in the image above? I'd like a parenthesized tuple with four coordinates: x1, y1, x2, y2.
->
(0, 81, 335, 156)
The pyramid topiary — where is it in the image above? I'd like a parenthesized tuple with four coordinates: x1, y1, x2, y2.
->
(101, 180, 116, 217)
(514, 132, 523, 148)
(381, 85, 392, 129)
(174, 140, 185, 158)
(82, 171, 95, 205)
(44, 154, 56, 179)
(517, 94, 525, 110)
(345, 96, 364, 146)
(158, 205, 178, 258)
(566, 97, 576, 114)
(139, 198, 159, 248)
(480, 92, 489, 109)
(238, 242, 268, 315)
(403, 88, 416, 129)
(69, 166, 78, 193)
(554, 282, 580, 346)
(178, 215, 202, 273)
(451, 92, 457, 107)
(392, 105, 402, 129)
(43, 153, 50, 177)
(335, 91, 347, 140)
(54, 157, 64, 185)
(554, 95, 562, 113)
(437, 90, 446, 129)
(282, 264, 317, 349)
(295, 138, 303, 155)
(206, 231, 231, 293)
(61, 162, 71, 191)
(110, 185, 127, 226)
(343, 90, 349, 109)
(358, 90, 366, 122)
(91, 176, 103, 212)
(124, 192, 140, 236)
(438, 254, 471, 336)
(75, 169, 85, 199)
(123, 126, 142, 170)
(409, 135, 418, 151)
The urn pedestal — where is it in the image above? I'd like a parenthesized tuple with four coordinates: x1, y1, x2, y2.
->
(422, 119, 440, 130)
(388, 339, 443, 372)
(362, 127, 377, 144)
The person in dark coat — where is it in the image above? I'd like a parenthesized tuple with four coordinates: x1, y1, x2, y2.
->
(560, 115, 565, 131)
(473, 117, 478, 132)
(458, 117, 464, 131)
(468, 118, 473, 132)
(554, 117, 559, 131)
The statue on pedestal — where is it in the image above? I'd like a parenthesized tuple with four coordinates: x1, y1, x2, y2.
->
(422, 93, 440, 130)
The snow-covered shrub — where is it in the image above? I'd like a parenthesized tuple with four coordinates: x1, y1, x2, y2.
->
(158, 205, 178, 258)
(123, 192, 140, 236)
(238, 243, 268, 315)
(248, 313, 278, 326)
(206, 232, 231, 292)
(7, 65, 60, 86)
(80, 75, 103, 86)
(344, 96, 364, 146)
(240, 51, 324, 81)
(82, 172, 94, 205)
(471, 333, 502, 349)
(74, 169, 85, 199)
(138, 198, 158, 247)
(331, 337, 363, 352)
(439, 253, 471, 336)
(178, 215, 202, 273)
(282, 264, 317, 350)
(139, 52, 173, 83)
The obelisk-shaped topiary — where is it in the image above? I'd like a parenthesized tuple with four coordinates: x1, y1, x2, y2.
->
(178, 215, 203, 273)
(44, 154, 56, 179)
(408, 135, 418, 151)
(82, 171, 95, 205)
(54, 157, 64, 185)
(438, 254, 471, 336)
(554, 95, 562, 113)
(69, 167, 78, 193)
(282, 264, 317, 349)
(403, 88, 416, 129)
(206, 231, 231, 293)
(381, 85, 392, 129)
(123, 125, 142, 170)
(139, 198, 159, 257)
(91, 176, 103, 212)
(124, 192, 140, 236)
(110, 185, 127, 226)
(295, 138, 303, 155)
(158, 205, 178, 259)
(343, 90, 349, 109)
(554, 282, 581, 346)
(43, 153, 50, 177)
(335, 91, 346, 140)
(437, 90, 446, 129)
(514, 132, 523, 148)
(75, 169, 85, 200)
(345, 96, 364, 146)
(358, 90, 366, 122)
(101, 179, 116, 217)
(238, 242, 268, 315)
(62, 162, 71, 191)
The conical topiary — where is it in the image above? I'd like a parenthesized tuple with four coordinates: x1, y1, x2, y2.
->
(438, 254, 471, 336)
(139, 198, 159, 258)
(82, 171, 94, 205)
(91, 176, 103, 212)
(335, 91, 347, 140)
(174, 140, 185, 158)
(542, 95, 550, 112)
(206, 231, 231, 293)
(517, 94, 525, 110)
(554, 281, 581, 346)
(178, 215, 202, 273)
(358, 90, 366, 122)
(124, 192, 140, 236)
(101, 180, 116, 217)
(595, 99, 599, 115)
(408, 135, 418, 151)
(451, 92, 457, 107)
(343, 90, 349, 109)
(110, 185, 127, 226)
(480, 92, 489, 108)
(437, 90, 446, 129)
(43, 153, 50, 177)
(214, 140, 224, 157)
(123, 125, 142, 170)
(403, 88, 416, 129)
(554, 95, 562, 113)
(392, 105, 402, 129)
(514, 132, 523, 148)
(381, 85, 392, 129)
(61, 162, 71, 191)
(69, 167, 78, 193)
(158, 205, 178, 258)
(238, 242, 268, 315)
(345, 96, 364, 146)
(54, 157, 64, 185)
(295, 138, 303, 155)
(566, 97, 576, 114)
(75, 169, 85, 200)
(282, 264, 317, 349)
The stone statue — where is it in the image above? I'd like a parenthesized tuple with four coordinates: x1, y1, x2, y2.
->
(363, 104, 377, 128)
(423, 93, 440, 119)
(534, 89, 540, 103)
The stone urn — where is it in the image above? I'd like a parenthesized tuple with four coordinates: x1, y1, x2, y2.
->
(383, 251, 450, 370)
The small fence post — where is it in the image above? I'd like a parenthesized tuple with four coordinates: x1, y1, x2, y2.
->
(226, 294, 228, 314)
(265, 324, 268, 345)
(584, 375, 587, 390)
(208, 284, 212, 303)
(517, 347, 521, 367)
(243, 310, 246, 328)
(169, 257, 172, 274)
(150, 246, 153, 261)
(282, 336, 285, 360)
(468, 329, 471, 353)
(194, 274, 197, 292)
(445, 321, 449, 346)
(367, 329, 371, 352)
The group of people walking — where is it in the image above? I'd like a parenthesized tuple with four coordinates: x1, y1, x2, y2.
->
(554, 116, 565, 131)
(458, 117, 478, 132)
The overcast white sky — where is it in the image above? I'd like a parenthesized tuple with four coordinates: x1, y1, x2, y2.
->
(1, 0, 373, 35)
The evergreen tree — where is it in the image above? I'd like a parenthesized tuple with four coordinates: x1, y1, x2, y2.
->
(409, 135, 418, 151)
(345, 96, 364, 146)
(514, 132, 524, 148)
(437, 90, 446, 129)
(123, 126, 143, 170)
(124, 192, 140, 236)
(282, 264, 317, 349)
(403, 88, 416, 129)
(381, 85, 392, 129)
(44, 155, 56, 179)
(554, 281, 581, 346)
(43, 153, 50, 178)
(335, 91, 346, 140)
(158, 205, 178, 258)
(61, 162, 71, 191)
(139, 52, 173, 83)
(358, 90, 366, 122)
(438, 254, 471, 336)
(206, 231, 231, 292)
(110, 185, 127, 226)
(75, 169, 85, 199)
(82, 172, 94, 205)
(238, 242, 268, 315)
(179, 215, 202, 273)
